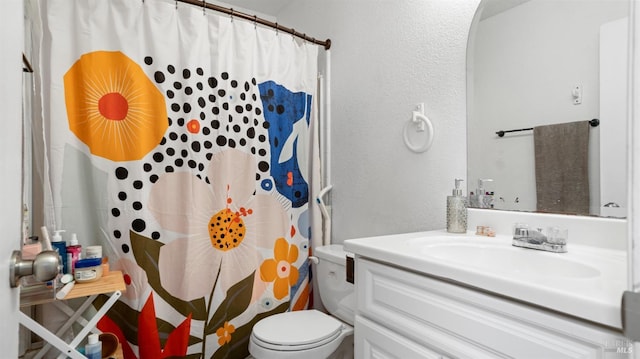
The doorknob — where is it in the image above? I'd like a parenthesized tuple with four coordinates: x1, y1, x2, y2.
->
(9, 250, 60, 288)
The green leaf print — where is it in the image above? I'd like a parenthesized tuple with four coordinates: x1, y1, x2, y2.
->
(130, 230, 208, 321)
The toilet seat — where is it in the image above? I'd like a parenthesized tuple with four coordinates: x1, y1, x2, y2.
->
(251, 310, 344, 351)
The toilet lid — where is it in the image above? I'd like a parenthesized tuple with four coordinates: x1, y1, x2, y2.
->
(252, 310, 343, 346)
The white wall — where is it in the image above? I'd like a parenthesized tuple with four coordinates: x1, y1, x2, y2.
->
(631, 0, 640, 292)
(278, 0, 480, 243)
(0, 0, 24, 356)
(469, 1, 628, 213)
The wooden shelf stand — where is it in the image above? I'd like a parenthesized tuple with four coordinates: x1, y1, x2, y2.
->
(18, 271, 125, 359)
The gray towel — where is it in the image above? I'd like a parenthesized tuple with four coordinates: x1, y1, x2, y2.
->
(534, 121, 590, 215)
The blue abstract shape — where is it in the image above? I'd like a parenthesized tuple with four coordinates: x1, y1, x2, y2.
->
(258, 81, 310, 208)
(290, 256, 310, 302)
(261, 178, 274, 192)
(306, 94, 312, 124)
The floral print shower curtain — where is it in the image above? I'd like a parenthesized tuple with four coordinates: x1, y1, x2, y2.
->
(33, 0, 318, 357)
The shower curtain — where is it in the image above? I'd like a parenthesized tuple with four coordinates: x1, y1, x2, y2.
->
(31, 0, 319, 357)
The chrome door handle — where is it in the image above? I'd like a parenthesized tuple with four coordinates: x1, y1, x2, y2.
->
(9, 250, 60, 288)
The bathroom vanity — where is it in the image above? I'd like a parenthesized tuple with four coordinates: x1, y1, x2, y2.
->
(344, 226, 631, 358)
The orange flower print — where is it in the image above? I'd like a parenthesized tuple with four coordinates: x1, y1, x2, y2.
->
(216, 321, 236, 346)
(64, 51, 168, 161)
(260, 238, 299, 300)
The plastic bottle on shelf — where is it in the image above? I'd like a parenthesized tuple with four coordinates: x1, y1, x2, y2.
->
(84, 333, 102, 359)
(66, 233, 82, 274)
(51, 230, 68, 274)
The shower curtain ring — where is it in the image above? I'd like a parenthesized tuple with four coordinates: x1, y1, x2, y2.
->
(230, 8, 234, 22)
(254, 15, 258, 29)
(275, 23, 279, 36)
(291, 29, 295, 41)
(202, 0, 206, 15)
(175, 0, 177, 9)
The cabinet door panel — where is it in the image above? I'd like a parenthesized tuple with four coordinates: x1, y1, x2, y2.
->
(355, 315, 442, 359)
(356, 258, 624, 359)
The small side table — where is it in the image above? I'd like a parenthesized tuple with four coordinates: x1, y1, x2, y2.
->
(19, 271, 126, 359)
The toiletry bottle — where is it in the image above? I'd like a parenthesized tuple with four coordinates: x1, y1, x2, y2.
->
(22, 204, 29, 245)
(40, 226, 53, 251)
(51, 230, 68, 274)
(468, 191, 477, 207)
(66, 233, 82, 274)
(486, 191, 495, 209)
(447, 179, 467, 233)
(85, 333, 102, 359)
(475, 179, 493, 209)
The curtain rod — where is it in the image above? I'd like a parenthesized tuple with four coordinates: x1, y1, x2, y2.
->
(173, 0, 331, 50)
(495, 118, 599, 137)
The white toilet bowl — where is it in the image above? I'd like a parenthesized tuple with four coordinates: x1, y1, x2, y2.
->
(249, 245, 354, 359)
(249, 309, 353, 359)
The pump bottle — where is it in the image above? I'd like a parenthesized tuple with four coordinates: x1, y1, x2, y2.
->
(470, 179, 494, 208)
(447, 179, 467, 233)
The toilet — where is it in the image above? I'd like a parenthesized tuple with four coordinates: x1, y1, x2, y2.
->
(249, 244, 355, 359)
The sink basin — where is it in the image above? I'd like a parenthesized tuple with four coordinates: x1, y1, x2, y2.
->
(409, 238, 601, 279)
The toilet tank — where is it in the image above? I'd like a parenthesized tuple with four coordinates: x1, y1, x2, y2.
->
(314, 244, 355, 325)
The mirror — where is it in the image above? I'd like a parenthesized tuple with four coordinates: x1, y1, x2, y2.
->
(467, 0, 629, 218)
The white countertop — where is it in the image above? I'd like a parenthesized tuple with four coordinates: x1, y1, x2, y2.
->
(344, 229, 627, 329)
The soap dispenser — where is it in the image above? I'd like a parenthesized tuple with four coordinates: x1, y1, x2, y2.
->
(473, 179, 494, 209)
(447, 179, 467, 233)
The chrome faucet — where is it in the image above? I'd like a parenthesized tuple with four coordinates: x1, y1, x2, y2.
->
(512, 224, 567, 253)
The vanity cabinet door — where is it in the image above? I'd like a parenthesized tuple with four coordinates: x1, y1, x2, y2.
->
(355, 315, 443, 359)
(355, 257, 628, 359)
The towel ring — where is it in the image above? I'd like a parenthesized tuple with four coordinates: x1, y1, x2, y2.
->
(403, 111, 433, 153)
(403, 110, 434, 153)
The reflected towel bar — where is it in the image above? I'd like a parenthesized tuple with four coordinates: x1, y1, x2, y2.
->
(496, 119, 599, 137)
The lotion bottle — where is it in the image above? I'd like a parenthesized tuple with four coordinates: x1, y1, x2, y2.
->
(447, 179, 467, 233)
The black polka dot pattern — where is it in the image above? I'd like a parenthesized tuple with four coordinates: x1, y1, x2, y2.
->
(110, 57, 273, 252)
